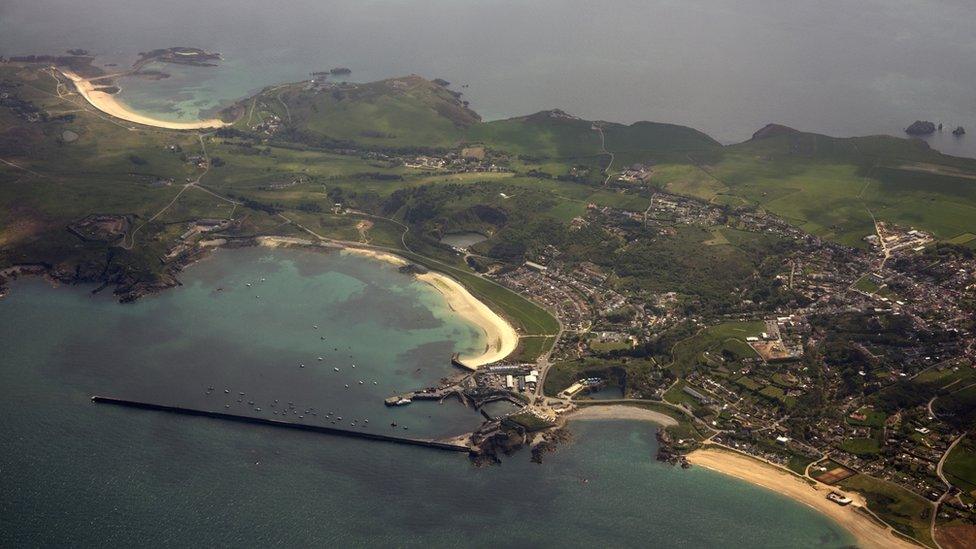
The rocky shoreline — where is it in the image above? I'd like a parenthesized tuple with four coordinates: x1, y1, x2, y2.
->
(0, 236, 261, 303)
(655, 429, 691, 468)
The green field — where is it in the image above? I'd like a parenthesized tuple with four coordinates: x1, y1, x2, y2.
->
(943, 437, 976, 493)
(839, 474, 934, 546)
(668, 321, 764, 375)
(838, 437, 882, 457)
(853, 275, 881, 294)
(512, 335, 556, 363)
(4, 61, 976, 360)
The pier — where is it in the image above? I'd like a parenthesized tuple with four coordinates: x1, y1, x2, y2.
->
(91, 396, 471, 452)
(384, 385, 468, 407)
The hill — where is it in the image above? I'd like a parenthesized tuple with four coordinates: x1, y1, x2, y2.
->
(226, 75, 480, 150)
(656, 124, 976, 247)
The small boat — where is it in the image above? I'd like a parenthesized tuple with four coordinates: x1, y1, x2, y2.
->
(224, 404, 230, 408)
(255, 407, 261, 412)
(334, 367, 340, 372)
(318, 357, 323, 361)
(337, 417, 342, 421)
(358, 381, 364, 385)
(313, 325, 318, 329)
(246, 283, 251, 287)
(344, 384, 350, 389)
(300, 364, 304, 368)
(372, 381, 377, 385)
(224, 389, 229, 393)
(352, 364, 356, 369)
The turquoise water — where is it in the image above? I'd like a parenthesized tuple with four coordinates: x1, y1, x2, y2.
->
(1, 0, 972, 157)
(0, 248, 855, 547)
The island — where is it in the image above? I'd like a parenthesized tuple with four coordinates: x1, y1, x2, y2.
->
(2, 52, 976, 549)
(905, 120, 937, 136)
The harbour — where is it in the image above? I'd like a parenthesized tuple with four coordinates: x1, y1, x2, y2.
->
(0, 243, 854, 547)
(90, 395, 471, 452)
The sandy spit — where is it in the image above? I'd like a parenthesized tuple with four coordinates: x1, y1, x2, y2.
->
(61, 70, 228, 130)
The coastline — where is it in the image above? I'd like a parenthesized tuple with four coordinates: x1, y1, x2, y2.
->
(261, 239, 519, 368)
(565, 405, 678, 426)
(687, 447, 918, 549)
(60, 70, 229, 130)
(414, 271, 518, 368)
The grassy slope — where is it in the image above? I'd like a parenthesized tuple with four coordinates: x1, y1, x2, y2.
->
(466, 111, 601, 158)
(669, 320, 764, 375)
(236, 76, 478, 149)
(6, 63, 976, 337)
(698, 129, 976, 247)
(839, 474, 934, 546)
(943, 437, 976, 493)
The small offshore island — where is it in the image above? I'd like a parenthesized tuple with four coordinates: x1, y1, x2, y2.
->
(2, 48, 976, 548)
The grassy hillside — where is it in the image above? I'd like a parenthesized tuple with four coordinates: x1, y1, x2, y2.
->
(231, 75, 479, 149)
(4, 63, 976, 305)
(466, 110, 602, 158)
(667, 125, 976, 247)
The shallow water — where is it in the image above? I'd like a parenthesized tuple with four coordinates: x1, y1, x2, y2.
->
(1, 0, 972, 157)
(0, 248, 855, 547)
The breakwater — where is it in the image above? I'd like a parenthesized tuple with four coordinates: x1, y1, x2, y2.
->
(91, 396, 471, 452)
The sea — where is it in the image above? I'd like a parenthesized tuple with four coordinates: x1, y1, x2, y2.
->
(0, 0, 973, 157)
(2, 1, 945, 544)
(0, 248, 854, 546)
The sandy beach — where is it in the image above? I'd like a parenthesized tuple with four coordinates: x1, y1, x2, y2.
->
(61, 70, 228, 130)
(276, 244, 518, 368)
(415, 271, 518, 368)
(687, 447, 918, 549)
(340, 247, 408, 267)
(343, 247, 519, 368)
(566, 405, 678, 426)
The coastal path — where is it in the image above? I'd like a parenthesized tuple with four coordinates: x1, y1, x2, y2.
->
(593, 124, 615, 186)
(931, 434, 966, 549)
(122, 132, 241, 249)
